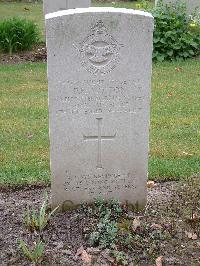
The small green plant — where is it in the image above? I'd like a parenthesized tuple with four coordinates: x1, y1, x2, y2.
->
(0, 17, 39, 55)
(24, 193, 59, 232)
(19, 239, 45, 263)
(89, 214, 118, 248)
(110, 250, 129, 266)
(152, 2, 200, 61)
(85, 198, 171, 264)
(190, 12, 200, 36)
(136, 0, 152, 11)
(138, 0, 200, 61)
(94, 197, 123, 219)
(85, 198, 123, 249)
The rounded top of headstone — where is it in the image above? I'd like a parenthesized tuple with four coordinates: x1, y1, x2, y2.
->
(45, 7, 153, 20)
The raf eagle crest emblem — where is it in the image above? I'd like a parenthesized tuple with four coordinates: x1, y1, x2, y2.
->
(75, 20, 123, 75)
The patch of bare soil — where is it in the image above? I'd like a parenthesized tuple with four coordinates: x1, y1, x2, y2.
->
(0, 182, 199, 265)
(0, 44, 47, 65)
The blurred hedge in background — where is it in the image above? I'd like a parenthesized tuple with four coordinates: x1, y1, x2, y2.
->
(0, 17, 39, 55)
(138, 0, 200, 61)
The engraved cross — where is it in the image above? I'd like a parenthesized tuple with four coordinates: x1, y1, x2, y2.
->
(83, 118, 116, 169)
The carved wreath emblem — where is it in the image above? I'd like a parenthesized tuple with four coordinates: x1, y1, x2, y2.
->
(75, 20, 123, 75)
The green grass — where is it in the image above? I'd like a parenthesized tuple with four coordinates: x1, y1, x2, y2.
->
(0, 63, 49, 184)
(150, 60, 200, 180)
(0, 60, 199, 185)
(0, 1, 153, 42)
(0, 1, 199, 184)
(0, 2, 45, 41)
(93, 1, 140, 8)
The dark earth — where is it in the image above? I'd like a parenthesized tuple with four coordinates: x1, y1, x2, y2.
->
(0, 182, 199, 266)
(0, 44, 47, 65)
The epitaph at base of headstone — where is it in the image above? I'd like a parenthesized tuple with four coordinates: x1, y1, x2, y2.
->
(46, 8, 154, 209)
(43, 0, 91, 15)
(155, 0, 200, 15)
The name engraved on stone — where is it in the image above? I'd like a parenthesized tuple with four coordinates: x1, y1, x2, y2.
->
(64, 172, 136, 195)
(57, 79, 146, 115)
(75, 20, 124, 75)
(46, 8, 154, 208)
(83, 118, 116, 169)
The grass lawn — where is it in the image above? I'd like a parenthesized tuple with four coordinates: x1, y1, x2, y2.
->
(0, 63, 49, 184)
(0, 60, 199, 185)
(0, 2, 45, 41)
(0, 1, 154, 41)
(0, 1, 199, 184)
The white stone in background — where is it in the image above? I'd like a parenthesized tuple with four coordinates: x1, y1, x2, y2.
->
(46, 8, 154, 209)
(155, 0, 200, 15)
(67, 0, 91, 9)
(43, 0, 91, 15)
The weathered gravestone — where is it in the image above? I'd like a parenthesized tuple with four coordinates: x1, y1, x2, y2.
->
(45, 8, 154, 209)
(43, 0, 91, 15)
(155, 0, 200, 15)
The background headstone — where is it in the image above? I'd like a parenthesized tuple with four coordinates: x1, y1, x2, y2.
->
(43, 0, 91, 15)
(155, 0, 200, 15)
(46, 8, 154, 208)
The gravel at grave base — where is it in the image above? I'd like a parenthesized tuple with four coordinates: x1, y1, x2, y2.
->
(0, 44, 47, 65)
(0, 182, 199, 266)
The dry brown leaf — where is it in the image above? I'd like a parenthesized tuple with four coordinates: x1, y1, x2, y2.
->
(76, 246, 92, 265)
(156, 256, 163, 266)
(132, 218, 141, 231)
(191, 234, 198, 240)
(76, 246, 84, 257)
(81, 250, 92, 265)
(185, 231, 198, 240)
(175, 67, 183, 72)
(182, 151, 193, 156)
(27, 133, 33, 140)
(167, 92, 173, 97)
(147, 181, 156, 188)
(185, 231, 193, 239)
(151, 223, 163, 230)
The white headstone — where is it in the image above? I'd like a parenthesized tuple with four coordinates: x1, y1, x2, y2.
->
(43, 0, 91, 15)
(155, 0, 200, 15)
(46, 8, 154, 209)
